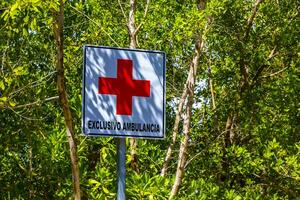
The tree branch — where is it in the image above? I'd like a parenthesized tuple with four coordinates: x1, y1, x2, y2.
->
(262, 67, 288, 78)
(7, 107, 42, 121)
(169, 32, 205, 200)
(128, 0, 140, 173)
(240, 0, 264, 92)
(69, 5, 119, 47)
(135, 0, 150, 35)
(9, 71, 56, 98)
(208, 65, 216, 110)
(118, 0, 128, 23)
(267, 46, 278, 61)
(251, 46, 278, 88)
(53, 1, 81, 198)
(12, 96, 59, 109)
(1, 40, 9, 75)
(244, 0, 264, 41)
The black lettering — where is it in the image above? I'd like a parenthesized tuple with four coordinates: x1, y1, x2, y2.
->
(147, 124, 151, 132)
(88, 121, 92, 129)
(108, 121, 111, 129)
(117, 122, 121, 130)
(136, 123, 141, 131)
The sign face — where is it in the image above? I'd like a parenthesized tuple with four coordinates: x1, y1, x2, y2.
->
(82, 46, 165, 139)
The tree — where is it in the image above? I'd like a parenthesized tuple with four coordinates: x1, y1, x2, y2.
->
(52, 0, 81, 198)
(0, 0, 299, 199)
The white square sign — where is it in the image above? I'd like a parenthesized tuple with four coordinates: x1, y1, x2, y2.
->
(82, 46, 165, 138)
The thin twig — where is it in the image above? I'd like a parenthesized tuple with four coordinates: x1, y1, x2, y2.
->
(118, 0, 128, 23)
(267, 46, 278, 61)
(251, 46, 278, 87)
(9, 71, 56, 98)
(8, 107, 42, 121)
(64, 21, 88, 30)
(12, 96, 59, 109)
(69, 5, 119, 47)
(244, 0, 264, 41)
(1, 40, 9, 75)
(262, 67, 288, 78)
(135, 0, 150, 35)
(184, 129, 230, 169)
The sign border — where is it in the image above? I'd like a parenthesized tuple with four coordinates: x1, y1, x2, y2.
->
(82, 45, 166, 139)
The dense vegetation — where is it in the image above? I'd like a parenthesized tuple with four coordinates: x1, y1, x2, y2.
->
(0, 0, 299, 199)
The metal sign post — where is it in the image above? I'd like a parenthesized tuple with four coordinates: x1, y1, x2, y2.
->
(117, 138, 126, 200)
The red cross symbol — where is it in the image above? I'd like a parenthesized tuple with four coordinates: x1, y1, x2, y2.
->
(98, 59, 151, 115)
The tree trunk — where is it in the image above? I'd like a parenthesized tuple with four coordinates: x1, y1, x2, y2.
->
(208, 66, 216, 110)
(53, 0, 81, 199)
(127, 0, 140, 173)
(240, 0, 264, 93)
(128, 0, 137, 48)
(221, 0, 264, 182)
(169, 37, 204, 199)
(124, 0, 150, 173)
(168, 88, 193, 200)
(161, 0, 207, 178)
(160, 60, 191, 177)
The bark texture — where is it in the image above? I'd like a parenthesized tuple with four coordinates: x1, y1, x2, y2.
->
(53, 0, 81, 199)
(161, 0, 208, 178)
(127, 0, 140, 173)
(221, 0, 264, 182)
(160, 65, 191, 177)
(169, 37, 204, 199)
(240, 0, 264, 93)
(208, 66, 216, 110)
(124, 0, 150, 173)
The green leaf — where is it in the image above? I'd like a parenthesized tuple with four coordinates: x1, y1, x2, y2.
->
(9, 100, 16, 107)
(102, 187, 109, 194)
(88, 179, 99, 185)
(0, 96, 7, 102)
(0, 81, 4, 90)
(10, 3, 19, 12)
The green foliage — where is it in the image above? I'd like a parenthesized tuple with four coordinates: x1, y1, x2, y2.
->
(0, 0, 299, 199)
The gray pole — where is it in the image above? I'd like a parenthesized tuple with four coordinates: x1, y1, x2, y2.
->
(117, 138, 126, 200)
